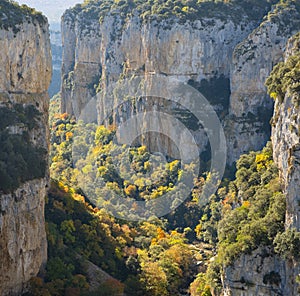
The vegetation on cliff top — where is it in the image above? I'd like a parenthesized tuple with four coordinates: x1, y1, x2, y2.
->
(65, 0, 278, 25)
(267, 0, 300, 30)
(0, 0, 46, 33)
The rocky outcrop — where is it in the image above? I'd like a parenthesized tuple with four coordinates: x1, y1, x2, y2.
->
(223, 248, 286, 296)
(0, 2, 51, 295)
(61, 1, 300, 164)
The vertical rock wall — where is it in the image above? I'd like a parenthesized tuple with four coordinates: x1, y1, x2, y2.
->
(226, 3, 300, 163)
(0, 4, 52, 295)
(271, 33, 300, 296)
(61, 2, 300, 164)
(61, 7, 258, 161)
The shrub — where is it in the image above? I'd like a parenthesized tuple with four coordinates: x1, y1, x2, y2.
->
(274, 228, 300, 260)
(216, 143, 285, 266)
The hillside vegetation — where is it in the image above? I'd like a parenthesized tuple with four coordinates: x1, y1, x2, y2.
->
(28, 92, 296, 295)
(25, 0, 300, 294)
(29, 95, 204, 295)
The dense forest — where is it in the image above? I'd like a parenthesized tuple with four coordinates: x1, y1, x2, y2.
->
(26, 89, 296, 295)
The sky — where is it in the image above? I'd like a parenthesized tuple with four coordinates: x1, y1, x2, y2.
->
(16, 0, 82, 24)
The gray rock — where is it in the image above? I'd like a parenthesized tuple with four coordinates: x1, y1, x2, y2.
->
(0, 11, 51, 296)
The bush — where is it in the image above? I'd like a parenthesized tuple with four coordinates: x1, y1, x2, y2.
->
(274, 228, 300, 260)
(94, 278, 125, 296)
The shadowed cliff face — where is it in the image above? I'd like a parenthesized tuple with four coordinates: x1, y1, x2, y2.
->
(0, 2, 52, 295)
(61, 1, 300, 165)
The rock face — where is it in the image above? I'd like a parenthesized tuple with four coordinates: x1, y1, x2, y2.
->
(271, 33, 300, 296)
(223, 248, 286, 296)
(0, 3, 51, 295)
(272, 32, 300, 231)
(226, 3, 300, 163)
(61, 10, 253, 120)
(222, 32, 300, 296)
(61, 10, 252, 159)
(61, 1, 300, 164)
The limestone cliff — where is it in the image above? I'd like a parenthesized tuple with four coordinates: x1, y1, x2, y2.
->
(223, 248, 286, 296)
(0, 1, 52, 295)
(61, 7, 254, 120)
(61, 1, 300, 165)
(272, 32, 300, 231)
(271, 32, 300, 296)
(59, 2, 300, 294)
(227, 1, 300, 163)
